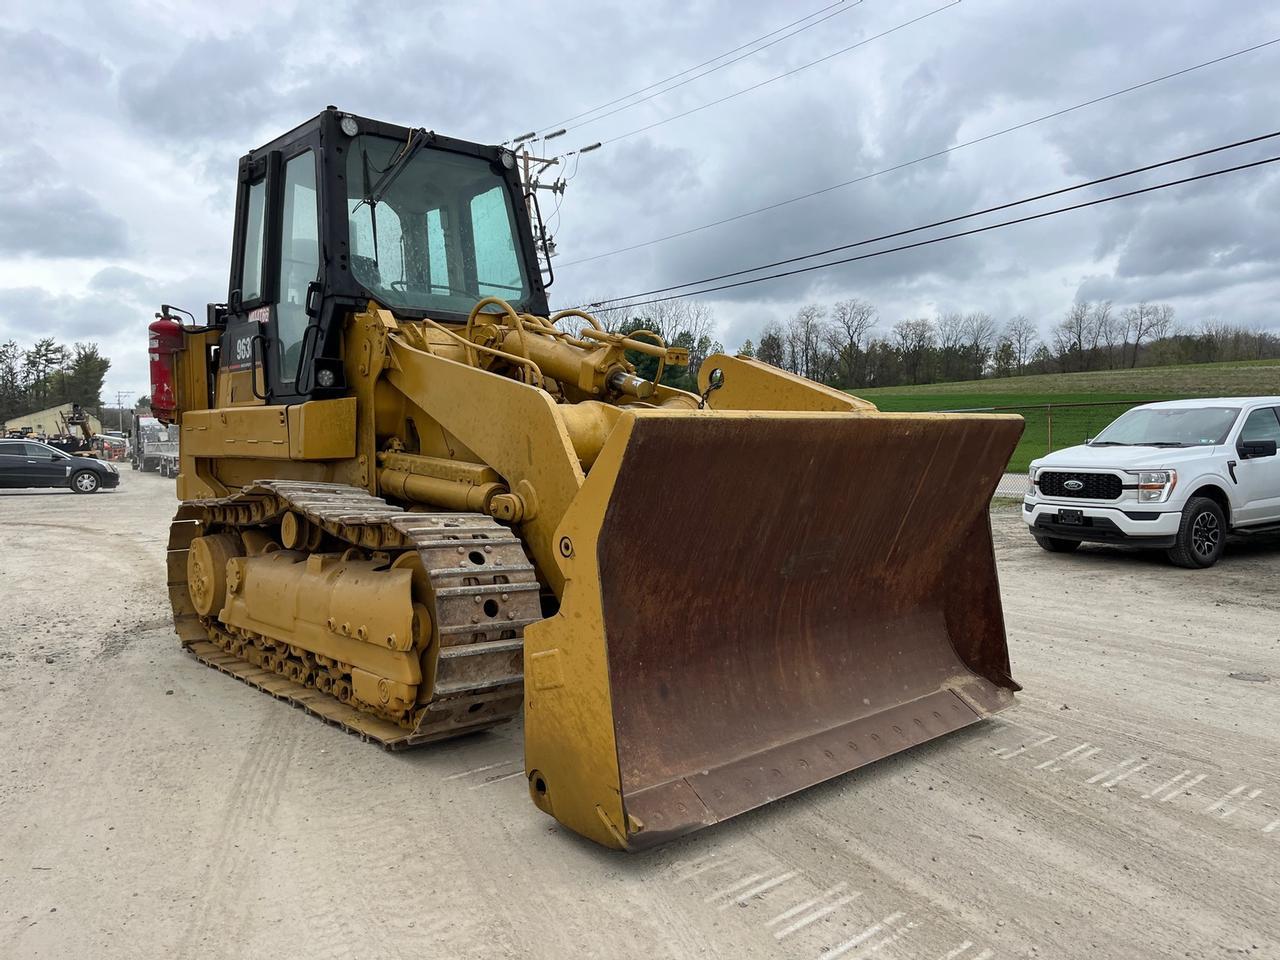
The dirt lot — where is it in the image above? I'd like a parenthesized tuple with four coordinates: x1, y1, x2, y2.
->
(1, 474, 1277, 960)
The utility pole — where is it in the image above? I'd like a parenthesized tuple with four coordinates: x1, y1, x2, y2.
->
(115, 390, 131, 432)
(508, 129, 598, 277)
(516, 145, 564, 273)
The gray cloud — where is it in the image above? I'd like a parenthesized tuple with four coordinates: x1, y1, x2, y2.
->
(0, 0, 1276, 407)
(0, 146, 129, 257)
(0, 26, 110, 93)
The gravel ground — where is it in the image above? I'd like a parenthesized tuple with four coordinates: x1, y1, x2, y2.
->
(1, 473, 1277, 960)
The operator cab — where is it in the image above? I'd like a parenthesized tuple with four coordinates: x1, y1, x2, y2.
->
(216, 107, 549, 406)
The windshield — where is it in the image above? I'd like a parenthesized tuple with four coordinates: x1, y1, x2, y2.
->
(1092, 406, 1240, 447)
(345, 134, 532, 316)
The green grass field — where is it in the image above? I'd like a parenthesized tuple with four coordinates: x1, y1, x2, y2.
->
(854, 361, 1279, 472)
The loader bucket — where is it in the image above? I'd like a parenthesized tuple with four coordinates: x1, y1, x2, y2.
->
(522, 409, 1024, 850)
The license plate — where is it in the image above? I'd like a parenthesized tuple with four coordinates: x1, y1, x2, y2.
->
(1057, 509, 1084, 525)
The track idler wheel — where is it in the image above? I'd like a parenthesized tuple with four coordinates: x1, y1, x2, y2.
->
(186, 534, 244, 617)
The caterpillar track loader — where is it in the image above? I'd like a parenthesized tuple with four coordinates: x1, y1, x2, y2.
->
(151, 108, 1024, 850)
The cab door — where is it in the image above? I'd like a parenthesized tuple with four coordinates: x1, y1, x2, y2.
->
(1232, 406, 1280, 525)
(219, 141, 322, 406)
(219, 154, 274, 407)
(269, 148, 322, 397)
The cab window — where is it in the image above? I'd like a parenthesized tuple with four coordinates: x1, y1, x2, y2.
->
(470, 186, 523, 297)
(1240, 407, 1280, 444)
(276, 151, 320, 383)
(240, 178, 267, 303)
(344, 134, 532, 316)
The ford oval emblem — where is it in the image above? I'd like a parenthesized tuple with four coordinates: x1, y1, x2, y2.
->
(1064, 479, 1084, 491)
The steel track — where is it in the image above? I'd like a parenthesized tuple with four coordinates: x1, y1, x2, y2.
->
(166, 481, 542, 748)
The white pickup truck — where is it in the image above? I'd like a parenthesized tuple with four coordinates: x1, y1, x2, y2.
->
(1023, 397, 1280, 567)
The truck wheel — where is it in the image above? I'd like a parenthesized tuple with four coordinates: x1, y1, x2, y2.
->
(71, 470, 101, 494)
(1167, 497, 1225, 568)
(1032, 533, 1080, 553)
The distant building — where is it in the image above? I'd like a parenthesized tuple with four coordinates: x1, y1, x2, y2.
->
(3, 402, 103, 439)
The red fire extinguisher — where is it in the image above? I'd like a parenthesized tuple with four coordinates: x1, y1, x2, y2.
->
(149, 313, 184, 425)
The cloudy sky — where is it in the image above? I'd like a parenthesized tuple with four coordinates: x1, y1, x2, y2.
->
(2, 0, 1278, 403)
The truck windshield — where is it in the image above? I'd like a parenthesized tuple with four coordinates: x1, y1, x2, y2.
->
(1091, 406, 1240, 447)
(346, 134, 532, 317)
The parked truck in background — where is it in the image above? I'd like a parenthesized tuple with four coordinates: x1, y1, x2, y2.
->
(153, 425, 179, 477)
(132, 415, 180, 475)
(1024, 397, 1280, 567)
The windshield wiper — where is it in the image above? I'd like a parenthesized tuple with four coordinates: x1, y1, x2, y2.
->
(1089, 441, 1130, 446)
(1137, 441, 1189, 447)
(352, 128, 429, 213)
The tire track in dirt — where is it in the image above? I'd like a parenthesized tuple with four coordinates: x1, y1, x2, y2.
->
(175, 710, 300, 960)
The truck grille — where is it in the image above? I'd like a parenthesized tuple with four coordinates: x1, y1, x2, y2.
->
(1037, 471, 1122, 500)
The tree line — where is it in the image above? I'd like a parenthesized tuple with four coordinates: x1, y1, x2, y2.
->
(0, 338, 112, 425)
(731, 299, 1280, 389)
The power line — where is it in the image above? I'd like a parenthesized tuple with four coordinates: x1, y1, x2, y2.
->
(528, 1, 859, 138)
(559, 35, 1280, 269)
(544, 2, 865, 139)
(586, 153, 1280, 311)
(588, 130, 1280, 305)
(577, 0, 960, 152)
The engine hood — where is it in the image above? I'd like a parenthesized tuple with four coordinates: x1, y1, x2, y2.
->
(1032, 443, 1223, 471)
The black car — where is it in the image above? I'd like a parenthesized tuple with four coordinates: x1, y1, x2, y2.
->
(0, 438, 119, 493)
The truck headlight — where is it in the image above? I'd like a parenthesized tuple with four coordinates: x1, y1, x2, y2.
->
(1130, 469, 1176, 502)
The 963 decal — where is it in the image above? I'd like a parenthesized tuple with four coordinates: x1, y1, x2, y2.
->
(221, 318, 263, 372)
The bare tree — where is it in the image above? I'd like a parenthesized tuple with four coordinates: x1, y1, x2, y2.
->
(1197, 317, 1232, 363)
(962, 312, 998, 378)
(1121, 301, 1176, 368)
(828, 298, 877, 387)
(1152, 303, 1176, 339)
(892, 318, 936, 384)
(1097, 302, 1124, 368)
(1003, 315, 1038, 372)
(935, 311, 966, 380)
(1087, 300, 1113, 360)
(786, 305, 829, 379)
(1054, 301, 1094, 372)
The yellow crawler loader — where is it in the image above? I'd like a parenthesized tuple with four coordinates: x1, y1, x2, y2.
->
(151, 108, 1024, 850)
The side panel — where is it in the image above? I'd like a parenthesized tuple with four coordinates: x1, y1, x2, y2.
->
(182, 405, 288, 458)
(288, 397, 357, 459)
(522, 415, 639, 849)
(182, 399, 356, 461)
